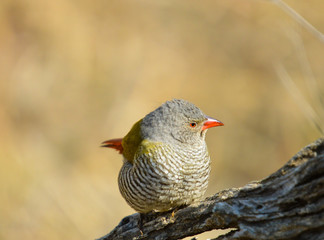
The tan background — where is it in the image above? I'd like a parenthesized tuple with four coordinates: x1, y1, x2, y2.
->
(1, 0, 323, 239)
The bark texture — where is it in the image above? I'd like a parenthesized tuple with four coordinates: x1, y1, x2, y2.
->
(97, 137, 324, 240)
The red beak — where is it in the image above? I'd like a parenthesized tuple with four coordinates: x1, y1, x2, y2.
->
(202, 117, 224, 130)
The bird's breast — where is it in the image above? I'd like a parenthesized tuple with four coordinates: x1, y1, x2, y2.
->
(118, 142, 211, 212)
(149, 143, 211, 190)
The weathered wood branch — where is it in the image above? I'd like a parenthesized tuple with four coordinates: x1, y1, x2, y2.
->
(97, 137, 324, 240)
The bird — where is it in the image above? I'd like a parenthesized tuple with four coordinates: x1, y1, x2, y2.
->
(102, 99, 224, 213)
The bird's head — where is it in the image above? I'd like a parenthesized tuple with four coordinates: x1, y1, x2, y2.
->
(141, 99, 223, 146)
(102, 99, 224, 160)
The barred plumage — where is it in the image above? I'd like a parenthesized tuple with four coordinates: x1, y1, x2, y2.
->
(102, 99, 223, 213)
(118, 142, 210, 213)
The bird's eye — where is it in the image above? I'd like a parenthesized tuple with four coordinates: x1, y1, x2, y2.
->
(189, 122, 197, 128)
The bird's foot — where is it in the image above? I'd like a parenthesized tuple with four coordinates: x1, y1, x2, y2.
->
(137, 212, 158, 236)
(138, 213, 145, 235)
(170, 204, 187, 218)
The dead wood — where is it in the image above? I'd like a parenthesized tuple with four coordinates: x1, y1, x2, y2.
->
(97, 137, 324, 240)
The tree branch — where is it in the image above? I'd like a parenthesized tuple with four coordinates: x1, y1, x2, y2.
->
(97, 137, 324, 240)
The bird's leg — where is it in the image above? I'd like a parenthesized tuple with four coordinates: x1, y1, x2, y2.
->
(171, 210, 175, 218)
(138, 213, 146, 236)
(138, 211, 158, 235)
(171, 204, 187, 219)
(137, 206, 188, 234)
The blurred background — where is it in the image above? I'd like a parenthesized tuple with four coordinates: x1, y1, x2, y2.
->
(1, 0, 323, 239)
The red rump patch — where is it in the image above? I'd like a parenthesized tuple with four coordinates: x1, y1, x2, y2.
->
(101, 138, 123, 154)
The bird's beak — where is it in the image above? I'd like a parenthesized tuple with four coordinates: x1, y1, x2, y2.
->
(202, 117, 224, 130)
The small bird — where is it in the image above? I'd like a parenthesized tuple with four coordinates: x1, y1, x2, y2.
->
(102, 99, 223, 213)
